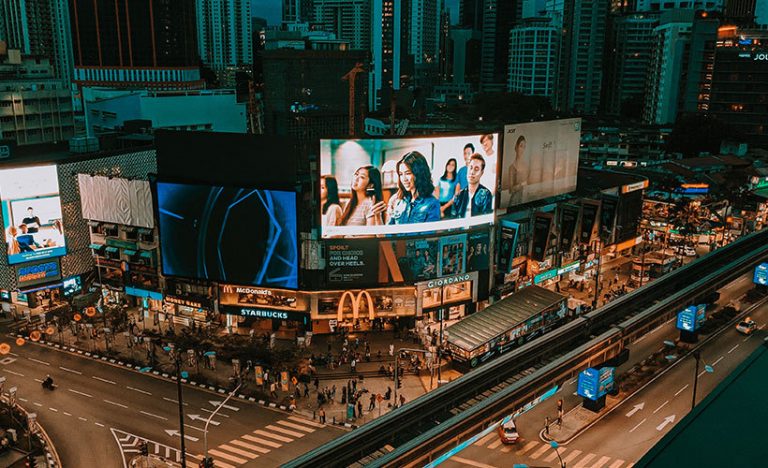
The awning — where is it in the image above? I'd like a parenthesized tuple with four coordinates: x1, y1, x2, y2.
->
(754, 188, 768, 199)
(123, 249, 137, 256)
(139, 251, 153, 259)
(124, 226, 137, 232)
(89, 243, 105, 250)
(87, 220, 101, 227)
(103, 223, 117, 229)
(105, 246, 119, 253)
(138, 228, 153, 234)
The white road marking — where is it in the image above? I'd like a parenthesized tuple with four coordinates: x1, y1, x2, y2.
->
(19, 398, 28, 402)
(265, 425, 304, 438)
(516, 441, 538, 455)
(562, 450, 583, 464)
(474, 432, 497, 446)
(4, 369, 24, 377)
(629, 418, 646, 433)
(486, 438, 503, 450)
(208, 449, 249, 464)
(529, 443, 551, 459)
(63, 412, 72, 416)
(184, 424, 206, 433)
(447, 457, 496, 468)
(59, 366, 82, 375)
(674, 384, 689, 397)
(163, 397, 188, 406)
(200, 408, 228, 417)
(728, 344, 739, 354)
(653, 400, 669, 414)
(33, 402, 42, 407)
(544, 447, 566, 462)
(28, 357, 50, 366)
(592, 456, 612, 468)
(609, 460, 626, 468)
(568, 378, 578, 385)
(49, 407, 58, 412)
(573, 453, 596, 468)
(92, 376, 116, 385)
(241, 434, 281, 449)
(277, 419, 315, 433)
(127, 386, 152, 396)
(78, 417, 87, 422)
(253, 429, 292, 443)
(221, 442, 264, 456)
(104, 399, 128, 409)
(95, 422, 105, 427)
(140, 411, 168, 421)
(68, 389, 93, 398)
(288, 415, 326, 428)
(743, 335, 751, 342)
(712, 356, 724, 366)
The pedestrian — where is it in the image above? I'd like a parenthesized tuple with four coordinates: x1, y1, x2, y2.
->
(314, 376, 319, 390)
(289, 397, 297, 411)
(399, 394, 406, 407)
(319, 408, 326, 424)
(270, 382, 278, 399)
(369, 394, 376, 411)
(352, 378, 357, 393)
(351, 358, 356, 373)
(356, 399, 363, 418)
(389, 344, 394, 357)
(331, 384, 336, 398)
(304, 383, 310, 398)
(545, 416, 550, 435)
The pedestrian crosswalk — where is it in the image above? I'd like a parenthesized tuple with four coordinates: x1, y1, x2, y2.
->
(198, 415, 324, 468)
(474, 436, 635, 468)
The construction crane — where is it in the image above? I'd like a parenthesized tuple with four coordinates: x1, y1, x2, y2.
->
(342, 62, 364, 136)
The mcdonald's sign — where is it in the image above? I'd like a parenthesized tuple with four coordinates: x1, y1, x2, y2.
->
(337, 290, 375, 322)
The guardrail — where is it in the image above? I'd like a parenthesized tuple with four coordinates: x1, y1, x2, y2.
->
(284, 229, 768, 468)
(0, 395, 62, 467)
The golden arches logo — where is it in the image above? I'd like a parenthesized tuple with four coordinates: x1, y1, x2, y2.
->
(337, 290, 376, 322)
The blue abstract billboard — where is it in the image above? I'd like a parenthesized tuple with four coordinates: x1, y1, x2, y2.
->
(676, 306, 697, 332)
(754, 262, 768, 286)
(578, 367, 615, 401)
(157, 182, 298, 288)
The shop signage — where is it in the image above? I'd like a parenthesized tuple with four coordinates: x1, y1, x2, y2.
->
(425, 273, 471, 289)
(557, 261, 581, 276)
(125, 262, 157, 274)
(534, 269, 558, 284)
(165, 295, 208, 309)
(621, 180, 648, 194)
(219, 284, 305, 310)
(16, 259, 62, 288)
(125, 286, 163, 301)
(106, 238, 138, 250)
(96, 258, 124, 269)
(220, 305, 308, 322)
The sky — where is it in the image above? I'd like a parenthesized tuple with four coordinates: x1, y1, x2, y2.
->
(252, 0, 461, 26)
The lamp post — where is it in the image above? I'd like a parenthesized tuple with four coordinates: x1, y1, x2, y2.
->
(550, 440, 565, 468)
(203, 382, 242, 466)
(394, 347, 431, 407)
(690, 350, 713, 411)
(592, 238, 602, 309)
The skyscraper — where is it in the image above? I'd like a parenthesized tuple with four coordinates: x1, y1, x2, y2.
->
(508, 18, 559, 97)
(556, 0, 608, 114)
(479, 0, 520, 90)
(196, 0, 252, 86)
(635, 0, 723, 11)
(603, 13, 659, 116)
(282, 0, 313, 24)
(370, 0, 411, 110)
(311, 0, 371, 50)
(0, 0, 74, 81)
(68, 0, 202, 89)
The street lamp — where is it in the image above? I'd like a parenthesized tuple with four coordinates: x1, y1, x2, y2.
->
(550, 440, 565, 468)
(202, 382, 242, 467)
(691, 350, 714, 411)
(394, 347, 432, 407)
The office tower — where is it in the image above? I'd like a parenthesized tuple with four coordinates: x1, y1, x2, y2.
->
(724, 0, 756, 20)
(635, 0, 723, 10)
(556, 0, 609, 114)
(68, 0, 202, 90)
(680, 11, 719, 114)
(508, 18, 559, 97)
(643, 9, 695, 124)
(757, 0, 768, 25)
(312, 0, 371, 50)
(370, 0, 412, 111)
(460, 0, 483, 29)
(408, 0, 442, 66)
(0, 0, 74, 81)
(196, 0, 252, 86)
(282, 0, 313, 24)
(448, 27, 482, 85)
(709, 25, 768, 145)
(479, 0, 520, 90)
(603, 13, 658, 116)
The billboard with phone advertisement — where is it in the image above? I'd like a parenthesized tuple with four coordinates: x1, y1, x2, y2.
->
(320, 134, 498, 238)
(0, 165, 66, 265)
(501, 118, 581, 208)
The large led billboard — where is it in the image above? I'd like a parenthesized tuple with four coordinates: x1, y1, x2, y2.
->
(500, 118, 581, 208)
(320, 134, 498, 238)
(0, 165, 66, 265)
(157, 182, 298, 288)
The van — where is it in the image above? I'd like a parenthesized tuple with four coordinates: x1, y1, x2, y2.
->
(498, 419, 520, 444)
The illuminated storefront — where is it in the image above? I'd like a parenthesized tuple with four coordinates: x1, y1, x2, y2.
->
(218, 285, 310, 335)
(415, 272, 478, 322)
(311, 287, 417, 334)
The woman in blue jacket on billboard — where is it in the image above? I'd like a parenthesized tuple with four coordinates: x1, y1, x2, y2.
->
(387, 151, 441, 225)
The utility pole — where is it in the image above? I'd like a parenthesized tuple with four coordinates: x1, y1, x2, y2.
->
(341, 62, 364, 136)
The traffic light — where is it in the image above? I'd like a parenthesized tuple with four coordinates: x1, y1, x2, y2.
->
(199, 456, 215, 468)
(139, 442, 149, 456)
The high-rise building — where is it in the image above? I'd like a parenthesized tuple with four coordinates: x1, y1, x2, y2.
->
(196, 0, 252, 86)
(508, 17, 559, 97)
(635, 0, 723, 11)
(370, 0, 412, 111)
(680, 11, 719, 114)
(643, 9, 695, 124)
(282, 0, 313, 24)
(603, 13, 659, 116)
(757, 0, 768, 25)
(724, 0, 756, 21)
(448, 27, 482, 85)
(709, 25, 768, 145)
(459, 0, 483, 29)
(556, 0, 608, 114)
(68, 0, 203, 90)
(479, 0, 520, 90)
(0, 0, 74, 82)
(311, 0, 371, 50)
(408, 0, 442, 66)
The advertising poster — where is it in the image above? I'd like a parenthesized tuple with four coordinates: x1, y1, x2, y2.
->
(754, 262, 768, 285)
(559, 204, 580, 252)
(501, 118, 582, 208)
(320, 134, 498, 238)
(156, 182, 298, 288)
(326, 240, 379, 285)
(580, 200, 600, 244)
(438, 234, 467, 277)
(498, 219, 520, 273)
(467, 231, 490, 271)
(0, 165, 66, 264)
(530, 213, 553, 262)
(16, 259, 62, 289)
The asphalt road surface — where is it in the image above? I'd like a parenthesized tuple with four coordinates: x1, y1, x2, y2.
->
(0, 340, 344, 467)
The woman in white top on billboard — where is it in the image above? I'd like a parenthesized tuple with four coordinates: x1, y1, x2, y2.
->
(505, 135, 528, 207)
(320, 175, 343, 227)
(339, 165, 386, 226)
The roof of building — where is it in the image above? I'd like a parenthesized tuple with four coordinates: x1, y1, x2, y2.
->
(0, 141, 154, 169)
(576, 168, 648, 195)
(637, 343, 768, 467)
(446, 286, 565, 352)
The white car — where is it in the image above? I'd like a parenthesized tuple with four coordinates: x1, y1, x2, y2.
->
(736, 319, 757, 335)
(675, 246, 697, 257)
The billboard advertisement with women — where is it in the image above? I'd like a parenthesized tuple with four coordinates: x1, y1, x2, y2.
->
(0, 165, 67, 265)
(156, 181, 298, 288)
(320, 134, 499, 238)
(500, 118, 581, 209)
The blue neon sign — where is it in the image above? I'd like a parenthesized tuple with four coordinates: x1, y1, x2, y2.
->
(754, 263, 768, 286)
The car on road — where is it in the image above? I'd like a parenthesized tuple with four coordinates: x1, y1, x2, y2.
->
(736, 318, 757, 335)
(674, 245, 697, 257)
(498, 419, 519, 444)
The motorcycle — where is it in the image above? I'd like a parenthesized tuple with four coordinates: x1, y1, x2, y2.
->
(41, 378, 56, 391)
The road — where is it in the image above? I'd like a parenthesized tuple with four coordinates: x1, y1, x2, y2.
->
(439, 274, 763, 468)
(0, 340, 344, 467)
